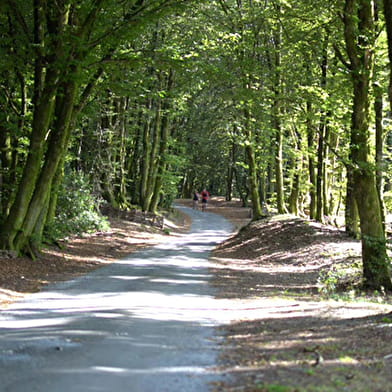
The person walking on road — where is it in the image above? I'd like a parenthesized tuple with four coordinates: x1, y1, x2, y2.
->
(192, 190, 199, 209)
(200, 189, 210, 212)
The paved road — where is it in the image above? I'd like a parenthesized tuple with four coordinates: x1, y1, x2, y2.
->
(0, 206, 234, 392)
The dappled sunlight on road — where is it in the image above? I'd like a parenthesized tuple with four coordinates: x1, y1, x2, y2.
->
(0, 206, 241, 392)
(0, 316, 73, 330)
(2, 206, 391, 392)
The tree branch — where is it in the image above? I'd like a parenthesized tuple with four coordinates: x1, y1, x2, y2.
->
(333, 42, 352, 70)
(343, 0, 360, 69)
(4, 0, 30, 40)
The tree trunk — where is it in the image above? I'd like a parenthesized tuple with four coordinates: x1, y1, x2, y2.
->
(140, 100, 153, 210)
(374, 81, 386, 231)
(245, 142, 262, 219)
(0, 68, 58, 250)
(345, 167, 360, 237)
(226, 141, 236, 202)
(383, 0, 392, 109)
(150, 70, 174, 212)
(344, 0, 392, 290)
(150, 116, 169, 212)
(306, 101, 317, 219)
(288, 131, 302, 216)
(14, 77, 78, 252)
(0, 0, 73, 252)
(272, 12, 286, 214)
(0, 125, 13, 216)
(127, 106, 144, 205)
(288, 172, 300, 216)
(275, 121, 286, 214)
(0, 72, 26, 217)
(144, 99, 162, 212)
(242, 106, 262, 219)
(374, 0, 386, 230)
(316, 39, 328, 222)
(322, 121, 331, 216)
(46, 161, 64, 228)
(113, 97, 130, 209)
(316, 122, 325, 222)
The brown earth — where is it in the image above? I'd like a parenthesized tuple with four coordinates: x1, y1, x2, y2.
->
(0, 209, 191, 308)
(1, 198, 392, 392)
(209, 212, 392, 392)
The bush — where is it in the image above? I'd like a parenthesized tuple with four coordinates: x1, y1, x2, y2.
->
(45, 171, 109, 240)
(317, 259, 362, 295)
(384, 190, 392, 213)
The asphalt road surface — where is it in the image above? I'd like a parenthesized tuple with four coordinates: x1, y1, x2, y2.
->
(0, 205, 235, 392)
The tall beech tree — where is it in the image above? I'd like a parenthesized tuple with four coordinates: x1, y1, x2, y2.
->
(343, 0, 392, 290)
(384, 0, 392, 108)
(269, 2, 287, 215)
(0, 0, 191, 255)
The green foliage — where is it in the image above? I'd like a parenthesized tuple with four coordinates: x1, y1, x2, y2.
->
(256, 384, 295, 392)
(380, 316, 392, 323)
(383, 190, 392, 212)
(45, 171, 109, 240)
(160, 149, 186, 208)
(318, 260, 362, 295)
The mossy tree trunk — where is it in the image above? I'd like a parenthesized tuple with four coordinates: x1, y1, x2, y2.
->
(345, 166, 360, 238)
(0, 65, 59, 251)
(383, 0, 392, 109)
(0, 0, 102, 254)
(0, 73, 26, 217)
(306, 101, 317, 220)
(143, 97, 163, 212)
(271, 7, 287, 215)
(374, 81, 386, 232)
(226, 141, 237, 202)
(14, 75, 79, 253)
(243, 108, 263, 220)
(150, 70, 174, 213)
(0, 124, 13, 217)
(127, 107, 144, 206)
(245, 141, 263, 220)
(116, 97, 131, 209)
(140, 99, 153, 211)
(344, 0, 392, 290)
(316, 38, 329, 222)
(288, 130, 302, 216)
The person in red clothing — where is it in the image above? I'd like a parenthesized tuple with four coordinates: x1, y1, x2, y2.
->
(200, 188, 210, 211)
